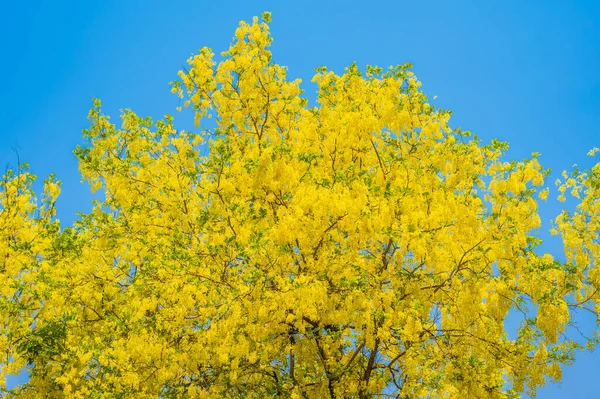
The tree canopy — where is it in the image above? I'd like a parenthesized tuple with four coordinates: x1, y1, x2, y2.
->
(1, 12, 599, 399)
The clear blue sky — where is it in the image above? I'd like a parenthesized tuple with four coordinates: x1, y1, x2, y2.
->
(1, 1, 598, 397)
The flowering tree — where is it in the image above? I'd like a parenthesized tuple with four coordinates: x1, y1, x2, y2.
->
(1, 12, 599, 399)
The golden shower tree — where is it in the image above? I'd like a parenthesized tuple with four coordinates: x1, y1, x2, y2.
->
(1, 12, 599, 399)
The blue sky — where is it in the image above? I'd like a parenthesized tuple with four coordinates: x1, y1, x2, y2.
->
(1, 0, 598, 397)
